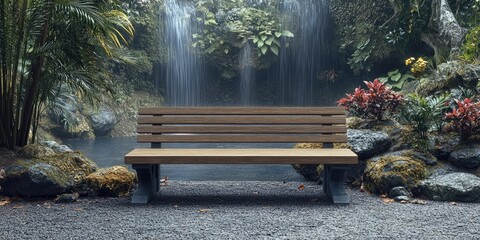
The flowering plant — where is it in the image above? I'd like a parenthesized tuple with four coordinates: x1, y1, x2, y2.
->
(445, 98, 480, 140)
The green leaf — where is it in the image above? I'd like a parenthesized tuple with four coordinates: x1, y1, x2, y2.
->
(261, 35, 268, 41)
(270, 45, 279, 56)
(257, 40, 264, 48)
(282, 30, 294, 38)
(275, 32, 282, 38)
(391, 73, 401, 81)
(265, 37, 274, 46)
(224, 49, 229, 54)
(378, 77, 389, 83)
(387, 69, 399, 77)
(253, 36, 259, 44)
(261, 45, 268, 55)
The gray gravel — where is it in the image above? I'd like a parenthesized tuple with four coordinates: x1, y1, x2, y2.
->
(1, 181, 480, 240)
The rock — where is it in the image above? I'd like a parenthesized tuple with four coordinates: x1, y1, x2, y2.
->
(363, 156, 427, 194)
(389, 186, 413, 199)
(86, 166, 136, 197)
(449, 144, 480, 169)
(41, 141, 73, 153)
(372, 150, 438, 166)
(347, 129, 391, 160)
(18, 144, 55, 158)
(0, 163, 72, 197)
(292, 143, 324, 181)
(0, 151, 97, 197)
(419, 173, 480, 202)
(90, 105, 117, 136)
(54, 192, 79, 203)
(394, 195, 412, 202)
(417, 61, 479, 95)
(429, 134, 461, 161)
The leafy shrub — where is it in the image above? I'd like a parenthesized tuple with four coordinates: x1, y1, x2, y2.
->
(337, 79, 404, 120)
(461, 26, 480, 63)
(445, 98, 480, 140)
(378, 69, 415, 91)
(398, 94, 449, 139)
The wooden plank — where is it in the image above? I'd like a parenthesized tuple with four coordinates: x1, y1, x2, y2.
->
(137, 125, 347, 134)
(139, 107, 345, 115)
(125, 148, 358, 164)
(137, 134, 347, 143)
(138, 116, 346, 124)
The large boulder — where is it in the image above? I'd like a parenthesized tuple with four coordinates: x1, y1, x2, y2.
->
(0, 163, 72, 197)
(89, 105, 117, 136)
(429, 134, 461, 161)
(363, 156, 428, 194)
(18, 144, 55, 158)
(449, 144, 480, 169)
(371, 150, 438, 166)
(347, 129, 391, 160)
(86, 166, 136, 197)
(0, 150, 97, 197)
(419, 173, 480, 202)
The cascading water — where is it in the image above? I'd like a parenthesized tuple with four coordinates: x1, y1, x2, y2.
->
(239, 43, 255, 106)
(164, 0, 205, 106)
(276, 0, 333, 106)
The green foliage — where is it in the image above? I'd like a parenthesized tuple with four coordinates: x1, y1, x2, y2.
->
(398, 94, 450, 139)
(0, 0, 133, 149)
(190, 0, 294, 78)
(379, 69, 416, 91)
(461, 26, 480, 63)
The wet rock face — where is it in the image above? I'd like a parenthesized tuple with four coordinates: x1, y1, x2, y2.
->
(449, 144, 480, 169)
(419, 173, 480, 202)
(86, 166, 137, 197)
(347, 129, 391, 160)
(41, 141, 73, 153)
(90, 105, 117, 136)
(1, 163, 72, 197)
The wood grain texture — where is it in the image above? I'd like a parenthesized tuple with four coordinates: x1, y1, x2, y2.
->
(137, 134, 348, 143)
(137, 125, 347, 134)
(139, 107, 345, 115)
(125, 148, 358, 164)
(138, 116, 346, 124)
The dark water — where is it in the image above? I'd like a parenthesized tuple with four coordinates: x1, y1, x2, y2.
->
(62, 137, 305, 181)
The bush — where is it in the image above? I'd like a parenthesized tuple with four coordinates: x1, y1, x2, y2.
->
(445, 98, 480, 140)
(337, 79, 404, 120)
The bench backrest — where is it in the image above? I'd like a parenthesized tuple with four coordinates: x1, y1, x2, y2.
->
(137, 107, 347, 146)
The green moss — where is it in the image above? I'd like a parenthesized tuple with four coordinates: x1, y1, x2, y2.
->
(364, 156, 428, 194)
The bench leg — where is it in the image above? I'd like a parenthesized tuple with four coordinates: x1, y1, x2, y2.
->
(131, 164, 159, 204)
(323, 165, 349, 205)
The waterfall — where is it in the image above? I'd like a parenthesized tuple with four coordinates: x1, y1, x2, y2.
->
(164, 0, 205, 106)
(239, 43, 255, 106)
(276, 0, 332, 106)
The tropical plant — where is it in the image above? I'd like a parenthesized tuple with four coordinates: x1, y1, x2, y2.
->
(337, 79, 404, 120)
(378, 69, 415, 91)
(405, 57, 429, 77)
(461, 26, 480, 63)
(0, 0, 133, 149)
(445, 98, 480, 140)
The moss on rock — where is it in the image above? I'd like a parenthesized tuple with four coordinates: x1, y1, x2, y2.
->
(86, 166, 137, 197)
(363, 156, 428, 194)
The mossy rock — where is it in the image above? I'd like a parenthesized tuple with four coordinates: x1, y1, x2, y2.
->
(292, 143, 350, 181)
(86, 166, 137, 197)
(18, 144, 55, 158)
(363, 156, 428, 194)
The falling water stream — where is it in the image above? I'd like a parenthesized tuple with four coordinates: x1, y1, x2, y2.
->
(239, 43, 255, 106)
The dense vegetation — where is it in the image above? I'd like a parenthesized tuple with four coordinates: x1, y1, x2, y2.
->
(0, 0, 133, 149)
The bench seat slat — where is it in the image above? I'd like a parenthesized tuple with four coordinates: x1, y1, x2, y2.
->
(139, 107, 345, 115)
(138, 116, 346, 124)
(125, 148, 358, 164)
(137, 134, 347, 143)
(137, 125, 347, 134)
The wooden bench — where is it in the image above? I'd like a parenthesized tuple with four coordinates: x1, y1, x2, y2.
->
(125, 107, 358, 204)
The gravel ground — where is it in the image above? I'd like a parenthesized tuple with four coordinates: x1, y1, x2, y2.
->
(1, 181, 479, 240)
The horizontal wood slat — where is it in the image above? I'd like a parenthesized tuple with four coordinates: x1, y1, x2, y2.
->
(138, 116, 346, 124)
(137, 125, 347, 134)
(125, 148, 358, 164)
(139, 107, 345, 115)
(137, 134, 347, 143)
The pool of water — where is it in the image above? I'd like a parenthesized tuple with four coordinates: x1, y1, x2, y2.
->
(62, 137, 305, 181)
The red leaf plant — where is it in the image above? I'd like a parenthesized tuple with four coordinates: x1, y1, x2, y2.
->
(337, 79, 404, 120)
(445, 98, 480, 140)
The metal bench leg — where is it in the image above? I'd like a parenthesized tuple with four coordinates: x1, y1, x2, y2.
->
(131, 164, 159, 204)
(323, 165, 349, 205)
